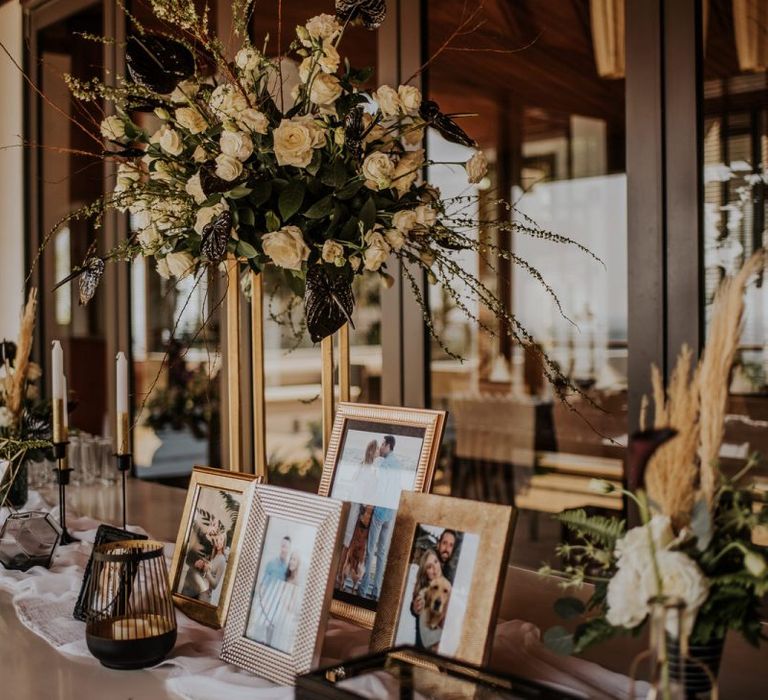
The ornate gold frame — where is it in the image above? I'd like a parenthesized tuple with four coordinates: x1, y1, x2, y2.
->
(370, 492, 517, 666)
(318, 402, 446, 629)
(220, 484, 349, 685)
(168, 466, 261, 629)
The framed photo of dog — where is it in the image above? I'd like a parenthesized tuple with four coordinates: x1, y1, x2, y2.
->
(318, 403, 446, 629)
(220, 484, 348, 685)
(371, 492, 517, 666)
(168, 467, 260, 628)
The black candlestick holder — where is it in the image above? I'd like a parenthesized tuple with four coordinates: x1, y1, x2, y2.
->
(115, 453, 131, 531)
(53, 441, 78, 545)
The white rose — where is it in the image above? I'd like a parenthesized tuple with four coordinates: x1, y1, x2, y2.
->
(402, 121, 425, 147)
(466, 150, 488, 184)
(321, 239, 345, 264)
(293, 115, 326, 148)
(175, 107, 207, 134)
(209, 84, 248, 119)
(192, 145, 208, 163)
(392, 149, 424, 196)
(413, 204, 437, 230)
(156, 257, 171, 279)
(220, 130, 253, 161)
(648, 551, 709, 639)
(170, 80, 199, 103)
(165, 251, 195, 279)
(138, 225, 162, 253)
(392, 209, 417, 233)
(363, 228, 390, 271)
(194, 201, 229, 235)
(272, 119, 315, 168)
(235, 46, 261, 72)
(114, 162, 141, 194)
(606, 562, 650, 629)
(185, 172, 206, 204)
(384, 228, 405, 251)
(362, 152, 395, 191)
(362, 113, 387, 145)
(149, 160, 176, 183)
(237, 108, 269, 134)
(319, 40, 340, 74)
(0, 406, 13, 428)
(262, 226, 310, 271)
(159, 127, 183, 156)
(398, 85, 422, 114)
(373, 85, 402, 117)
(305, 14, 341, 42)
(100, 115, 126, 142)
(615, 516, 676, 569)
(215, 153, 243, 181)
(309, 72, 342, 106)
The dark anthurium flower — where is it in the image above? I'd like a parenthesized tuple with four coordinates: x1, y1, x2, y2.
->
(126, 34, 195, 95)
(201, 211, 232, 264)
(627, 427, 678, 492)
(336, 0, 387, 30)
(419, 100, 477, 148)
(304, 265, 356, 343)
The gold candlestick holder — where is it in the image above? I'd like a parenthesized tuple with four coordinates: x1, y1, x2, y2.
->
(52, 399, 76, 544)
(115, 411, 131, 531)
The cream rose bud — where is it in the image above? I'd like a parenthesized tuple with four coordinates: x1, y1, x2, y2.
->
(363, 229, 391, 271)
(194, 201, 229, 235)
(209, 84, 248, 119)
(262, 226, 311, 271)
(192, 145, 208, 163)
(215, 153, 243, 182)
(154, 107, 170, 121)
(305, 14, 341, 42)
(309, 72, 342, 106)
(220, 130, 253, 161)
(116, 162, 141, 188)
(398, 85, 422, 114)
(298, 57, 315, 84)
(273, 119, 315, 168)
(166, 251, 195, 279)
(466, 150, 488, 184)
(185, 172, 206, 204)
(138, 225, 162, 253)
(384, 228, 405, 251)
(149, 160, 176, 183)
(414, 204, 437, 229)
(392, 209, 417, 233)
(392, 149, 424, 196)
(362, 152, 395, 191)
(402, 123, 425, 147)
(159, 127, 184, 156)
(350, 255, 362, 272)
(175, 106, 207, 135)
(374, 85, 402, 117)
(319, 41, 340, 74)
(321, 239, 345, 263)
(170, 79, 199, 103)
(100, 115, 126, 142)
(237, 108, 269, 135)
(235, 46, 261, 72)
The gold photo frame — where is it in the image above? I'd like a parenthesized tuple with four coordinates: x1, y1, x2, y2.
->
(169, 466, 260, 628)
(318, 402, 446, 629)
(220, 484, 348, 685)
(370, 492, 517, 666)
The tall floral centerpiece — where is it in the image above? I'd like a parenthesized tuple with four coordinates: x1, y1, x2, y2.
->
(56, 0, 594, 390)
(542, 251, 768, 694)
(0, 289, 52, 508)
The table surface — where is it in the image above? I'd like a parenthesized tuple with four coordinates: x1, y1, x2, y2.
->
(2, 478, 766, 699)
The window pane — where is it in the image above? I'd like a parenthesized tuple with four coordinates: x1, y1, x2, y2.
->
(702, 0, 768, 535)
(426, 0, 628, 569)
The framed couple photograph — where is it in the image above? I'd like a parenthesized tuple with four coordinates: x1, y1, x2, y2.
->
(371, 492, 517, 666)
(318, 402, 446, 628)
(168, 467, 259, 628)
(221, 484, 348, 685)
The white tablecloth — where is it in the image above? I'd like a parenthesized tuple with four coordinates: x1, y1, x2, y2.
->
(0, 493, 646, 699)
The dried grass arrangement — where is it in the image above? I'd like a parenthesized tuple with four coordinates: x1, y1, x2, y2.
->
(644, 249, 766, 527)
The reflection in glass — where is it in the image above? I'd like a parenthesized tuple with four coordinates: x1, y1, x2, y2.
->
(426, 0, 627, 569)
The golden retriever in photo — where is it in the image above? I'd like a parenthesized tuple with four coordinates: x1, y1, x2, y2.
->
(417, 575, 452, 651)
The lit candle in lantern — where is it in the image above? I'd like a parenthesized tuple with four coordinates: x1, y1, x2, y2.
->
(116, 352, 129, 455)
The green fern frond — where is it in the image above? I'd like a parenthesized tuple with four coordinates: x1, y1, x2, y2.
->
(555, 509, 626, 549)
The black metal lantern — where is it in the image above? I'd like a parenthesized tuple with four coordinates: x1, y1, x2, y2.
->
(84, 540, 177, 670)
(0, 511, 60, 571)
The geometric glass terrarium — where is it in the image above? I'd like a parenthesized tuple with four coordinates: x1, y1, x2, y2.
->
(0, 511, 61, 571)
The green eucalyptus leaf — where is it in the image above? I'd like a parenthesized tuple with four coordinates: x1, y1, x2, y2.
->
(359, 196, 377, 231)
(249, 181, 272, 208)
(554, 597, 586, 620)
(236, 240, 259, 259)
(287, 271, 306, 297)
(238, 207, 256, 227)
(228, 185, 252, 199)
(336, 179, 364, 200)
(305, 151, 322, 176)
(279, 181, 306, 221)
(542, 626, 574, 656)
(265, 210, 281, 232)
(304, 195, 334, 220)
